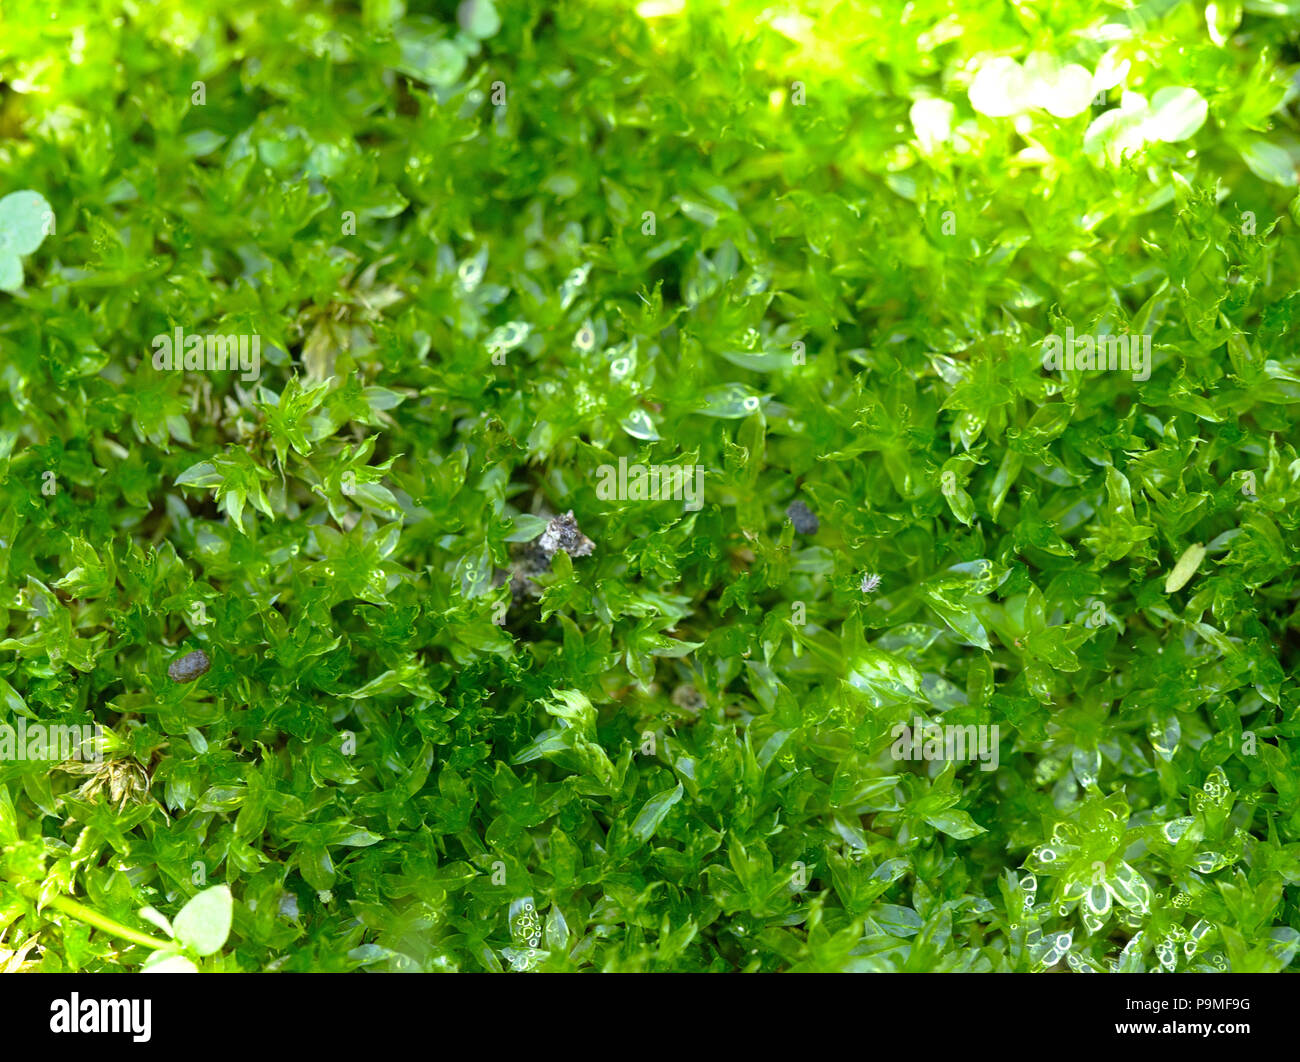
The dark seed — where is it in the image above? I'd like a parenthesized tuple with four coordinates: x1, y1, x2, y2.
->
(502, 512, 596, 603)
(786, 499, 819, 535)
(168, 649, 210, 683)
(537, 510, 595, 560)
(671, 683, 706, 715)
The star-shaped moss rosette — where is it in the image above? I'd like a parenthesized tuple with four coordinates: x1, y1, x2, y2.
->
(0, 190, 54, 293)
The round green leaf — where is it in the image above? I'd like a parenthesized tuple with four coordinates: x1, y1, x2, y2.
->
(1040, 64, 1094, 118)
(397, 35, 468, 87)
(1145, 87, 1208, 142)
(910, 98, 955, 155)
(0, 254, 23, 293)
(458, 0, 501, 39)
(968, 57, 1029, 118)
(1084, 105, 1148, 166)
(172, 884, 233, 957)
(141, 950, 200, 973)
(0, 191, 53, 256)
(1240, 139, 1297, 185)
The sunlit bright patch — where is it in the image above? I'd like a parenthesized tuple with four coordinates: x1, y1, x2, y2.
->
(769, 13, 815, 42)
(635, 0, 684, 17)
(910, 98, 955, 155)
(969, 56, 1029, 117)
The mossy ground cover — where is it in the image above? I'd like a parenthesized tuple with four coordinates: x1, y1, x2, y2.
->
(2, 0, 1300, 973)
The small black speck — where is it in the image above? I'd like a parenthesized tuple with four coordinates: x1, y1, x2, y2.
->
(168, 650, 210, 683)
(786, 499, 819, 535)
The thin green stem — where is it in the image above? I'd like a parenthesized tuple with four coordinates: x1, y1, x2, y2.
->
(17, 884, 173, 951)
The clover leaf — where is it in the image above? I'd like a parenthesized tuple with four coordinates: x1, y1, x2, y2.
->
(0, 190, 54, 293)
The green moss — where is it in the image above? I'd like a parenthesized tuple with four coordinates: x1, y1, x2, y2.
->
(2, 0, 1300, 972)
